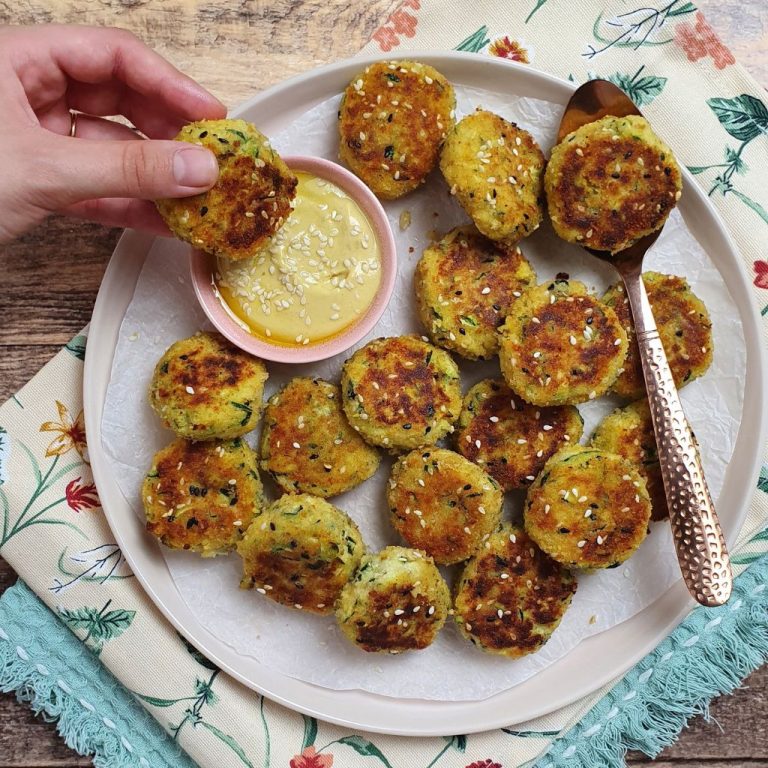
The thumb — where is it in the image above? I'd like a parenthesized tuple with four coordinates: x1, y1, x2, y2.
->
(34, 132, 219, 207)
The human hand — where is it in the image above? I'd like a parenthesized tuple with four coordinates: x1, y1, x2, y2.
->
(0, 24, 227, 243)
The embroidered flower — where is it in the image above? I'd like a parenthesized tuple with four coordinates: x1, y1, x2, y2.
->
(65, 477, 101, 512)
(466, 761, 503, 768)
(371, 0, 420, 52)
(488, 36, 530, 64)
(754, 261, 768, 290)
(290, 746, 333, 768)
(675, 12, 735, 70)
(40, 401, 88, 462)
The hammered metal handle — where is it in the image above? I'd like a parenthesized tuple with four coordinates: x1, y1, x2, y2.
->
(621, 271, 733, 607)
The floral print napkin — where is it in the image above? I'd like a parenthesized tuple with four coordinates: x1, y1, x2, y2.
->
(2, 2, 768, 767)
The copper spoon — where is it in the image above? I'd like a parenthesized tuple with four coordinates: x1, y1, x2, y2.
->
(557, 79, 733, 607)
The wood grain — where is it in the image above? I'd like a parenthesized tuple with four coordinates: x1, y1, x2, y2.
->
(0, 0, 766, 765)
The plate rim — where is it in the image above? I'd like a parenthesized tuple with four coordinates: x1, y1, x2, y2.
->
(84, 50, 768, 736)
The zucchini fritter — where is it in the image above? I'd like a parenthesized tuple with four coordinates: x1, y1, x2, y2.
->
(260, 377, 380, 498)
(455, 378, 584, 491)
(142, 437, 263, 557)
(414, 226, 536, 360)
(591, 399, 667, 521)
(340, 336, 461, 453)
(335, 546, 450, 653)
(387, 447, 503, 565)
(440, 110, 546, 243)
(602, 272, 713, 400)
(454, 525, 576, 658)
(237, 493, 364, 614)
(156, 119, 297, 261)
(149, 331, 268, 441)
(524, 446, 652, 569)
(545, 114, 682, 254)
(338, 61, 455, 199)
(498, 279, 628, 406)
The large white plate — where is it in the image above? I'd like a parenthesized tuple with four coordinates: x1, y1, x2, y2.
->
(84, 52, 768, 736)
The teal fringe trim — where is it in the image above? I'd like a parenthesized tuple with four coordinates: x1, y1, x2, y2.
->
(0, 580, 196, 768)
(537, 555, 768, 767)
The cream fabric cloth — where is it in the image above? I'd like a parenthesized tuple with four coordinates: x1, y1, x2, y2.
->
(2, 2, 767, 766)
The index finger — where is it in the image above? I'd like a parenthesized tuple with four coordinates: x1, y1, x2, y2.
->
(14, 24, 227, 122)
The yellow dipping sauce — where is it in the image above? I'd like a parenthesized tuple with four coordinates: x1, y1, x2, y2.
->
(216, 171, 381, 346)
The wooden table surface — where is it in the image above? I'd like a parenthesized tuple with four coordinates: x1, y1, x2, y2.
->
(0, 1, 766, 765)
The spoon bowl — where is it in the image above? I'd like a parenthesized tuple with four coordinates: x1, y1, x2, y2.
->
(557, 80, 733, 607)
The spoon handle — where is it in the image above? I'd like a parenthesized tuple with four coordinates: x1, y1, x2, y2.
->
(621, 270, 733, 607)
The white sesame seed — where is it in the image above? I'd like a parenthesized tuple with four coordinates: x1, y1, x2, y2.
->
(185, 386, 195, 395)
(292, 442, 301, 449)
(577, 540, 587, 548)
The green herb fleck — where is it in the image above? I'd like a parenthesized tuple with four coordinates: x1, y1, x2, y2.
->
(231, 401, 253, 426)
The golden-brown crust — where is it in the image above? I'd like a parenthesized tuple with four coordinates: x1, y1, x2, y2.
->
(259, 377, 380, 498)
(387, 448, 503, 565)
(603, 272, 713, 400)
(338, 61, 455, 199)
(353, 583, 439, 652)
(455, 378, 583, 490)
(335, 546, 450, 653)
(237, 494, 364, 615)
(341, 336, 461, 451)
(454, 525, 576, 657)
(545, 115, 682, 253)
(149, 331, 268, 440)
(156, 120, 297, 261)
(414, 226, 536, 360)
(142, 438, 262, 556)
(440, 110, 545, 243)
(591, 399, 667, 521)
(498, 279, 628, 406)
(524, 446, 651, 569)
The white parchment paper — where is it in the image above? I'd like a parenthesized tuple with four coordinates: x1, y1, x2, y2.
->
(102, 87, 745, 701)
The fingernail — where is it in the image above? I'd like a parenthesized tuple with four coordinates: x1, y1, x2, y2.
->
(173, 147, 218, 188)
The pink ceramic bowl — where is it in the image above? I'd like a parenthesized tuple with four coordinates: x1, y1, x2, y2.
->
(190, 155, 397, 364)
